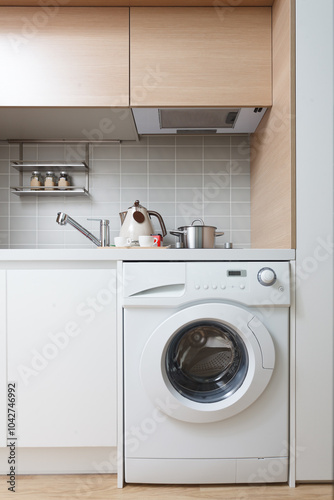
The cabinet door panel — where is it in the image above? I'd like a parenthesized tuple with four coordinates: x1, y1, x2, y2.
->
(0, 271, 6, 448)
(7, 269, 116, 448)
(0, 8, 129, 106)
(130, 7, 272, 107)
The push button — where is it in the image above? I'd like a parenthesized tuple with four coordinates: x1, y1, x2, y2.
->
(212, 284, 217, 290)
(203, 284, 209, 290)
(195, 284, 200, 290)
(240, 284, 245, 290)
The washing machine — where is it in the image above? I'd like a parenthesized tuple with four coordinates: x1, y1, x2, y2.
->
(122, 261, 290, 484)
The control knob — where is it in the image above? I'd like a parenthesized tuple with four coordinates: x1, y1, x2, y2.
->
(257, 267, 277, 286)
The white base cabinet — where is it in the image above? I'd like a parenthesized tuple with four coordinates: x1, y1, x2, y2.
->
(7, 268, 117, 448)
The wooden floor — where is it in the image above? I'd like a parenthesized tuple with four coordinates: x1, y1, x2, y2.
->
(0, 475, 332, 500)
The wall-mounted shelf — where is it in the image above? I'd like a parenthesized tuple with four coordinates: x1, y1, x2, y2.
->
(11, 187, 89, 197)
(10, 144, 90, 196)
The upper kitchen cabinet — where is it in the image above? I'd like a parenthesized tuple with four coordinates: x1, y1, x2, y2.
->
(130, 7, 272, 107)
(0, 7, 129, 107)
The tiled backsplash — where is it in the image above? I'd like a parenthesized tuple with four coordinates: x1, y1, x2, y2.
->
(0, 135, 251, 248)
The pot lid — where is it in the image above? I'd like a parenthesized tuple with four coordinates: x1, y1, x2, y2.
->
(178, 218, 217, 230)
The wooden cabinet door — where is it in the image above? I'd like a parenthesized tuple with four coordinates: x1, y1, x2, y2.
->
(130, 7, 272, 107)
(0, 7, 129, 106)
(7, 268, 117, 448)
(0, 271, 6, 448)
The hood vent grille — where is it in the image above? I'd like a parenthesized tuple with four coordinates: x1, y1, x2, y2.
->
(159, 108, 240, 130)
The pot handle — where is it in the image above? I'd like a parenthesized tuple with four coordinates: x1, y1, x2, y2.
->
(148, 210, 167, 237)
(170, 229, 186, 236)
(191, 218, 204, 226)
(215, 231, 225, 237)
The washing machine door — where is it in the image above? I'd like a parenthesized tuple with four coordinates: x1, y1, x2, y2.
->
(140, 303, 275, 423)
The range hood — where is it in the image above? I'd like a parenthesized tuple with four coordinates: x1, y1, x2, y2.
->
(0, 106, 267, 142)
(132, 107, 267, 135)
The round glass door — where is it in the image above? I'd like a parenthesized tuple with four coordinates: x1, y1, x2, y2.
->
(166, 320, 248, 403)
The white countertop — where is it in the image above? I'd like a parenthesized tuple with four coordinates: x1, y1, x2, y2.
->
(0, 248, 295, 261)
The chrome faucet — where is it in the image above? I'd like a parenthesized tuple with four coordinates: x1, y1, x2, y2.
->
(56, 212, 110, 247)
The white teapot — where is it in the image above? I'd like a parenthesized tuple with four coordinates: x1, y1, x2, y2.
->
(119, 200, 167, 243)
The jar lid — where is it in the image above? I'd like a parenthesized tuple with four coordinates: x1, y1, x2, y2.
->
(31, 170, 41, 176)
(45, 171, 55, 176)
(59, 171, 68, 176)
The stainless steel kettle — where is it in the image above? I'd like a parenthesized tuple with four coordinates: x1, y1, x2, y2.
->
(119, 200, 167, 243)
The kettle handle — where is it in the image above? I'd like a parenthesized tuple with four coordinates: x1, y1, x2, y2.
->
(147, 210, 167, 237)
(119, 211, 127, 224)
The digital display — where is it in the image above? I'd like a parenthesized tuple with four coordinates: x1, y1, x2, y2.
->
(227, 270, 247, 277)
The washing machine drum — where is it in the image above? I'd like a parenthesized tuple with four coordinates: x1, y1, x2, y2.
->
(166, 321, 248, 404)
(140, 303, 275, 423)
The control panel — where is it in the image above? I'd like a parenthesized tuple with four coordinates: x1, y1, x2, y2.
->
(186, 261, 290, 306)
(193, 268, 248, 292)
(122, 261, 291, 307)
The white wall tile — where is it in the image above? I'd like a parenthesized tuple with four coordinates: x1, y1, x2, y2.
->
(149, 175, 175, 189)
(204, 202, 230, 216)
(176, 147, 203, 161)
(230, 160, 250, 175)
(149, 188, 175, 203)
(121, 145, 147, 160)
(204, 147, 230, 160)
(204, 136, 230, 147)
(0, 189, 9, 203)
(10, 217, 36, 231)
(90, 160, 120, 174)
(92, 145, 120, 160)
(231, 135, 250, 147)
(121, 174, 147, 189)
(231, 216, 251, 230)
(231, 188, 251, 202)
(0, 160, 9, 174)
(176, 160, 202, 174)
(0, 175, 9, 188)
(149, 160, 175, 174)
(149, 146, 175, 161)
(120, 160, 147, 174)
(0, 147, 10, 160)
(176, 175, 202, 189)
(203, 161, 230, 175)
(148, 136, 175, 147)
(231, 174, 251, 188)
(176, 136, 203, 147)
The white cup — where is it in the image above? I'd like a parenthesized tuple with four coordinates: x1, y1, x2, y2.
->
(114, 236, 132, 247)
(138, 235, 158, 247)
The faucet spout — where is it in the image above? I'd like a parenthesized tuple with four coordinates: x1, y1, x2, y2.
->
(56, 212, 102, 247)
(56, 212, 68, 225)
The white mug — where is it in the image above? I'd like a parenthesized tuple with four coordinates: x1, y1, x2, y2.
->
(138, 235, 158, 247)
(114, 236, 132, 247)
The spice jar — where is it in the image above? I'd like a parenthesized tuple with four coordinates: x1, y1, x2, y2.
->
(44, 171, 57, 190)
(30, 171, 43, 190)
(58, 171, 70, 189)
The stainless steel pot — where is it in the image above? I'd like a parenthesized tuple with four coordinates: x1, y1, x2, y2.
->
(170, 219, 224, 248)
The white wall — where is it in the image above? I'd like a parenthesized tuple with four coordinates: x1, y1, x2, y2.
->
(296, 0, 333, 481)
